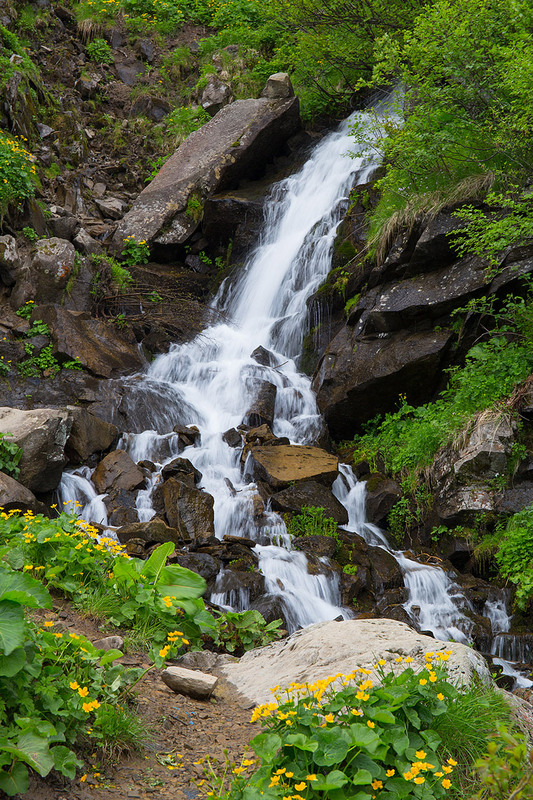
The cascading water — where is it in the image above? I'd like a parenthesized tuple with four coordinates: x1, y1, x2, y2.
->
(61, 107, 383, 631)
(59, 101, 531, 682)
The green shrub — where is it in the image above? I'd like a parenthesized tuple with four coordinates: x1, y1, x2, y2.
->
(471, 726, 533, 799)
(205, 651, 509, 799)
(493, 503, 533, 610)
(0, 433, 22, 478)
(86, 37, 114, 64)
(120, 235, 149, 267)
(286, 506, 338, 539)
(0, 131, 37, 215)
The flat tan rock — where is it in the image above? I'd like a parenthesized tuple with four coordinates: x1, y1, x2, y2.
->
(246, 444, 338, 489)
(162, 666, 218, 699)
(222, 619, 490, 706)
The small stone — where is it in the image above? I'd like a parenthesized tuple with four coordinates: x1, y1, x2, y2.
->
(93, 635, 124, 651)
(161, 666, 218, 699)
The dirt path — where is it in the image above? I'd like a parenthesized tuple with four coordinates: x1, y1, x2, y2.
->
(26, 604, 256, 800)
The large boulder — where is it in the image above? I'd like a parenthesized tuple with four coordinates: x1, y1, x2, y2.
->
(245, 445, 338, 489)
(92, 449, 146, 493)
(153, 477, 215, 541)
(364, 474, 401, 525)
(65, 406, 118, 463)
(117, 517, 181, 546)
(0, 235, 20, 287)
(0, 407, 73, 493)
(113, 85, 300, 249)
(362, 256, 488, 334)
(270, 480, 348, 524)
(313, 328, 452, 439)
(32, 305, 145, 378)
(30, 238, 77, 303)
(0, 471, 41, 512)
(222, 618, 490, 706)
(242, 381, 277, 428)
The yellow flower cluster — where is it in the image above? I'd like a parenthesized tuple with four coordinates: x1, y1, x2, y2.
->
(159, 629, 190, 657)
(82, 699, 101, 713)
(403, 752, 455, 789)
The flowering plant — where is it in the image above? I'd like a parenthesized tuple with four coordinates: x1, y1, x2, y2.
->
(205, 653, 461, 799)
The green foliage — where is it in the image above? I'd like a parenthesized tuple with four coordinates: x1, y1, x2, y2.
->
(494, 503, 533, 610)
(209, 610, 283, 655)
(0, 545, 147, 794)
(161, 106, 210, 148)
(15, 301, 34, 320)
(356, 0, 533, 256)
(286, 506, 338, 539)
(342, 564, 358, 575)
(121, 235, 150, 267)
(0, 434, 22, 479)
(0, 132, 37, 215)
(90, 254, 134, 296)
(86, 38, 114, 64)
(21, 226, 39, 242)
(471, 726, 533, 799)
(449, 190, 533, 269)
(185, 194, 203, 221)
(209, 651, 497, 799)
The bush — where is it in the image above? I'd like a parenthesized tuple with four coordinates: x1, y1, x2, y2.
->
(0, 131, 37, 215)
(204, 652, 511, 799)
(86, 37, 114, 64)
(286, 506, 338, 539)
(493, 503, 533, 610)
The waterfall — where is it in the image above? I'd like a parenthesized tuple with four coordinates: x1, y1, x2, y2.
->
(58, 100, 531, 684)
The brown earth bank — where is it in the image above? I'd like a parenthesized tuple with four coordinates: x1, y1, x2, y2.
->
(24, 600, 255, 800)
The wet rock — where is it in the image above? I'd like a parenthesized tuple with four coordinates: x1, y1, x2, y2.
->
(212, 568, 265, 604)
(154, 477, 215, 541)
(364, 474, 401, 526)
(250, 594, 289, 628)
(117, 518, 182, 546)
(270, 481, 348, 524)
(66, 407, 118, 463)
(293, 535, 337, 559)
(114, 87, 300, 248)
(92, 449, 146, 493)
(30, 238, 76, 303)
(0, 407, 72, 493)
(104, 488, 138, 527)
(161, 457, 201, 487)
(436, 486, 496, 525)
(368, 544, 404, 592)
(246, 445, 338, 489)
(172, 424, 201, 448)
(0, 235, 20, 286)
(363, 256, 488, 334)
(0, 471, 41, 513)
(200, 75, 233, 116)
(161, 666, 218, 699)
(221, 619, 491, 706)
(260, 73, 294, 99)
(223, 427, 242, 448)
(313, 328, 452, 439)
(73, 227, 103, 256)
(242, 381, 277, 428)
(202, 191, 264, 254)
(251, 346, 278, 367)
(172, 552, 220, 582)
(404, 212, 465, 276)
(340, 567, 372, 605)
(33, 304, 145, 378)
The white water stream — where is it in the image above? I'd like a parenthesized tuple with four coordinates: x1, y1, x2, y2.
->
(59, 107, 532, 684)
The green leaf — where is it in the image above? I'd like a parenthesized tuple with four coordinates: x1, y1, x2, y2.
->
(367, 708, 395, 724)
(348, 723, 381, 750)
(313, 728, 350, 766)
(2, 730, 54, 776)
(158, 563, 206, 599)
(352, 768, 374, 786)
(143, 542, 174, 582)
(51, 746, 83, 779)
(0, 762, 29, 796)
(0, 570, 51, 609)
(250, 733, 281, 762)
(391, 731, 409, 755)
(0, 646, 25, 676)
(284, 733, 318, 752)
(313, 769, 349, 790)
(98, 649, 122, 666)
(403, 705, 421, 728)
(421, 729, 442, 751)
(0, 601, 24, 655)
